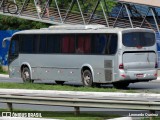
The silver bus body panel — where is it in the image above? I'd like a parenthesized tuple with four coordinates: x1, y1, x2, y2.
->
(15, 54, 115, 83)
(123, 52, 156, 70)
(9, 57, 20, 78)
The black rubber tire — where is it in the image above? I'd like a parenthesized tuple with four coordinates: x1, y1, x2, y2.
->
(7, 2, 19, 14)
(55, 81, 65, 85)
(113, 82, 129, 89)
(82, 70, 93, 87)
(22, 67, 34, 83)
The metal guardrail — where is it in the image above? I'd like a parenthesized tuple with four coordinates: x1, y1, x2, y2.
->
(0, 89, 159, 115)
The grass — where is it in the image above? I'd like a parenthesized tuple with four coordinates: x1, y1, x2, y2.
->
(0, 81, 159, 93)
(0, 66, 8, 74)
(0, 82, 120, 92)
(0, 82, 138, 93)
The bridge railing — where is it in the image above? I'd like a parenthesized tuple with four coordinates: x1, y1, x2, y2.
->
(0, 0, 159, 32)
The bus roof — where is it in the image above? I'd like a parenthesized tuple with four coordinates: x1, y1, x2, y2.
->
(14, 25, 154, 35)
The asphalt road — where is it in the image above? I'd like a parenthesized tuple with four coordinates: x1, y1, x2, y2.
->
(0, 76, 159, 117)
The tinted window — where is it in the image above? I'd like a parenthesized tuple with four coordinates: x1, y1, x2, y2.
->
(9, 35, 19, 64)
(20, 34, 35, 53)
(106, 34, 118, 54)
(91, 34, 107, 54)
(123, 32, 155, 47)
(47, 35, 61, 53)
(91, 34, 117, 55)
(39, 35, 47, 53)
(19, 33, 118, 55)
(10, 35, 19, 55)
(62, 35, 75, 53)
(76, 34, 91, 54)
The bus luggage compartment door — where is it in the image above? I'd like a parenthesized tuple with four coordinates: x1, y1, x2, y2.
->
(122, 52, 156, 70)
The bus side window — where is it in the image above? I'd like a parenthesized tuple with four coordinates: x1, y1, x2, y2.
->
(107, 34, 118, 54)
(10, 35, 19, 55)
(54, 35, 61, 53)
(47, 35, 54, 53)
(76, 35, 84, 53)
(20, 35, 34, 53)
(99, 34, 107, 54)
(39, 34, 47, 53)
(69, 35, 75, 53)
(34, 35, 40, 53)
(76, 34, 91, 54)
(93, 34, 106, 54)
(62, 35, 69, 53)
(62, 35, 75, 53)
(10, 41, 16, 55)
(84, 35, 91, 53)
(47, 35, 61, 53)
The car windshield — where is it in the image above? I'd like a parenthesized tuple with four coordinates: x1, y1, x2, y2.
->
(123, 32, 155, 47)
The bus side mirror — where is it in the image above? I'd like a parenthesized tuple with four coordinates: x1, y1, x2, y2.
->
(2, 37, 11, 48)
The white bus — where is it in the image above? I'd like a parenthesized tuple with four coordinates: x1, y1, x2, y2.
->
(5, 25, 157, 88)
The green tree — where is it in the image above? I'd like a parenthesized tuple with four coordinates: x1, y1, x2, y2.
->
(0, 15, 50, 30)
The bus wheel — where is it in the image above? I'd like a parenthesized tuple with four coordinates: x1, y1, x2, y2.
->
(55, 81, 65, 85)
(82, 70, 93, 87)
(22, 67, 34, 83)
(113, 82, 129, 89)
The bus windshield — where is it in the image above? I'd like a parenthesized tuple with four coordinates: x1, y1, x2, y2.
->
(122, 32, 155, 47)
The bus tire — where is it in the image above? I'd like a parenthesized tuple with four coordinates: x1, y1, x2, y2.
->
(113, 82, 129, 89)
(22, 67, 34, 83)
(55, 81, 65, 85)
(82, 69, 93, 87)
